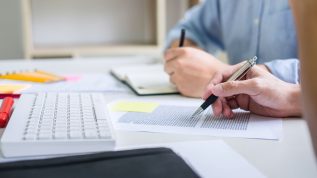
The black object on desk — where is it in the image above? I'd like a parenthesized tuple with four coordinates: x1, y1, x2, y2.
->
(0, 148, 199, 178)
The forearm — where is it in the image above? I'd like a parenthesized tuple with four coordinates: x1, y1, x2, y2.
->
(285, 84, 302, 117)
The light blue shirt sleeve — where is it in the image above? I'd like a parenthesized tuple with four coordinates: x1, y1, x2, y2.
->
(165, 0, 299, 84)
(265, 59, 300, 84)
(165, 0, 223, 54)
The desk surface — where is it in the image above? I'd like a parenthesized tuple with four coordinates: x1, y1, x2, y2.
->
(0, 57, 317, 178)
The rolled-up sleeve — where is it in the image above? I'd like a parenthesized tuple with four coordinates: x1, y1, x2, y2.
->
(265, 59, 300, 84)
(165, 0, 224, 54)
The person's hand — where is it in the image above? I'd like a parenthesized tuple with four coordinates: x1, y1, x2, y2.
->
(202, 62, 302, 118)
(164, 47, 229, 97)
(169, 39, 198, 48)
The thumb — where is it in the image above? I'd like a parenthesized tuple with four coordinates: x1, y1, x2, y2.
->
(164, 47, 189, 61)
(164, 48, 179, 61)
(211, 79, 260, 97)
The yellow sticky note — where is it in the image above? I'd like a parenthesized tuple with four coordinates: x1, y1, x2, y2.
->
(0, 84, 30, 94)
(111, 101, 159, 113)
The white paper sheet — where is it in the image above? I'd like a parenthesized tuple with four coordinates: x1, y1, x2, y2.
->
(109, 100, 283, 140)
(117, 140, 266, 178)
(0, 74, 129, 93)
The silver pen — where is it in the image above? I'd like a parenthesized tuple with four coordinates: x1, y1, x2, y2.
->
(191, 56, 257, 117)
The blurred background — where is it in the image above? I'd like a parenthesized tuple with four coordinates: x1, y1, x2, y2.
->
(0, 0, 200, 60)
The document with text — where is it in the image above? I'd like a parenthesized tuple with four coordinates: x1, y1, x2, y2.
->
(109, 100, 283, 140)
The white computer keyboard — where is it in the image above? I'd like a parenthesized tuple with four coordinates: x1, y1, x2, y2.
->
(1, 93, 116, 158)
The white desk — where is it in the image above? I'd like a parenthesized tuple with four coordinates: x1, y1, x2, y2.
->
(0, 58, 317, 178)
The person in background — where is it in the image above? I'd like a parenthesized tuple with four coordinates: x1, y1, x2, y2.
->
(164, 0, 299, 98)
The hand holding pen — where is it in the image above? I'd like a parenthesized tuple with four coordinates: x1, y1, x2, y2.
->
(176, 29, 258, 117)
(198, 58, 301, 118)
(165, 29, 230, 98)
(191, 56, 257, 118)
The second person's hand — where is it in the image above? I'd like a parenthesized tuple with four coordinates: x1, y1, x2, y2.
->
(164, 47, 229, 97)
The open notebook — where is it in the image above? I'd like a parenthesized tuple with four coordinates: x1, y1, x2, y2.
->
(110, 64, 178, 96)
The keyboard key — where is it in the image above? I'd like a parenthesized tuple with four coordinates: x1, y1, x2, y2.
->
(99, 130, 111, 139)
(70, 128, 81, 132)
(54, 132, 68, 139)
(97, 120, 108, 126)
(70, 131, 82, 139)
(84, 125, 97, 130)
(38, 133, 52, 140)
(69, 121, 81, 126)
(55, 127, 67, 132)
(85, 130, 98, 139)
(24, 134, 36, 140)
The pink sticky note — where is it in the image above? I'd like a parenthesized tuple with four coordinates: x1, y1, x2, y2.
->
(63, 75, 82, 82)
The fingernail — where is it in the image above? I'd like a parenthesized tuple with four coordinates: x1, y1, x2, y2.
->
(211, 84, 222, 95)
(207, 84, 214, 91)
(202, 91, 211, 100)
(229, 112, 234, 119)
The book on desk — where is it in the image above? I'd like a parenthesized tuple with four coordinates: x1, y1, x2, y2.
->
(110, 64, 178, 96)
